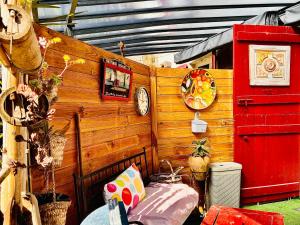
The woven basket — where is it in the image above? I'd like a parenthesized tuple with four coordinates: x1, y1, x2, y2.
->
(37, 193, 71, 225)
(50, 133, 67, 168)
(39, 201, 71, 225)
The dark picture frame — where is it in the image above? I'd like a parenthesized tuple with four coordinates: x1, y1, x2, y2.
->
(102, 61, 132, 101)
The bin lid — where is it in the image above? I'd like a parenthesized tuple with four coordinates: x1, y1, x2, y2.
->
(209, 162, 242, 171)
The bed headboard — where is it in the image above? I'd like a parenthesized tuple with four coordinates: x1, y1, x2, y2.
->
(73, 147, 150, 222)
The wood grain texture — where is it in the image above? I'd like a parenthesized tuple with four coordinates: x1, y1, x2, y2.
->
(155, 68, 234, 172)
(32, 25, 152, 225)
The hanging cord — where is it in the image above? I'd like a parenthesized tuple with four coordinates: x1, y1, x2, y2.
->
(8, 9, 16, 56)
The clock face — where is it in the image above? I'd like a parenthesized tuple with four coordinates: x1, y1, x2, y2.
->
(136, 87, 150, 116)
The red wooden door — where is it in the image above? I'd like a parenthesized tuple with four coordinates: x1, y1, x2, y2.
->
(233, 24, 300, 204)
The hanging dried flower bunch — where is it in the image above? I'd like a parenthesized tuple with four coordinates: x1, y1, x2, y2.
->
(29, 37, 85, 104)
(15, 36, 85, 170)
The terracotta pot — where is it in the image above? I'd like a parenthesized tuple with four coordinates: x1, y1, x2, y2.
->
(188, 155, 210, 181)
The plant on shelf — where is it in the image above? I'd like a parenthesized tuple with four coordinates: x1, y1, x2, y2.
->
(188, 137, 211, 181)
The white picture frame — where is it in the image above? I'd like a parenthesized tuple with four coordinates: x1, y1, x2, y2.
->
(249, 45, 291, 86)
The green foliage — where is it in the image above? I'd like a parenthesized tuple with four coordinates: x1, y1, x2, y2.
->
(245, 198, 300, 225)
(29, 75, 62, 97)
(29, 79, 42, 90)
(51, 75, 63, 86)
(192, 137, 210, 157)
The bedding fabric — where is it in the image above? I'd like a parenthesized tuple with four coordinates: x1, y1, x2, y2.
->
(128, 182, 199, 225)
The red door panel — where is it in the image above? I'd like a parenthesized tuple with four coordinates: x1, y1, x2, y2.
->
(233, 24, 300, 204)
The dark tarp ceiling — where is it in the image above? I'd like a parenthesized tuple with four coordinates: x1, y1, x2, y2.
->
(37, 0, 299, 58)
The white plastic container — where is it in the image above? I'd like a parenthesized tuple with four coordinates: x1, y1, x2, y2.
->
(208, 162, 242, 208)
(191, 112, 208, 133)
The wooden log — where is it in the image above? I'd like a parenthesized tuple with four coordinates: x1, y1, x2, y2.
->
(0, 168, 10, 185)
(0, 45, 11, 68)
(0, 4, 42, 72)
(21, 194, 42, 225)
(0, 67, 17, 225)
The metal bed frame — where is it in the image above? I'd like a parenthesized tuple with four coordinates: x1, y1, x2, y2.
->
(73, 147, 150, 222)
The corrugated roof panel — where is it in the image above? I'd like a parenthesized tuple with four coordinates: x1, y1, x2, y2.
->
(36, 0, 299, 56)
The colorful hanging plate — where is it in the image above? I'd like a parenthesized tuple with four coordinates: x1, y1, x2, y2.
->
(181, 69, 217, 110)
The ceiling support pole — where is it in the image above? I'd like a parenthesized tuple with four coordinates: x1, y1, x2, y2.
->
(64, 0, 78, 36)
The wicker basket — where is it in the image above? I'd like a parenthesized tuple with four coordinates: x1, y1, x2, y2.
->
(50, 133, 67, 168)
(37, 193, 71, 225)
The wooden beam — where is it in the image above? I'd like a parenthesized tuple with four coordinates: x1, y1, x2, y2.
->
(0, 67, 17, 225)
(64, 0, 78, 36)
(32, 2, 39, 23)
(75, 112, 83, 177)
(150, 67, 159, 173)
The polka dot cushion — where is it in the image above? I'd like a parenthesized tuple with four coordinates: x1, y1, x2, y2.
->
(103, 163, 146, 213)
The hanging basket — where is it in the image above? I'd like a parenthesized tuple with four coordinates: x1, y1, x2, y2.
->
(37, 193, 71, 225)
(50, 133, 67, 168)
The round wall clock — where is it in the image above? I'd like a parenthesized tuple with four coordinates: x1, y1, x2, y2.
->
(181, 69, 217, 110)
(135, 87, 150, 116)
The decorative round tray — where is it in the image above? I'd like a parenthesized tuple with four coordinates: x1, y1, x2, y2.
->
(181, 69, 216, 110)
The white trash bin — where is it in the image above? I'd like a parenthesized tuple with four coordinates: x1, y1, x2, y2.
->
(208, 162, 242, 209)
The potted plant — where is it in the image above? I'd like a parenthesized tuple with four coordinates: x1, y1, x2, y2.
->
(188, 137, 211, 181)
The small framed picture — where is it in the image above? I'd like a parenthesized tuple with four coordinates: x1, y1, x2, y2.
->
(102, 61, 132, 101)
(249, 45, 291, 86)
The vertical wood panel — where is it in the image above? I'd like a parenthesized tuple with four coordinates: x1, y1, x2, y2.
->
(32, 25, 152, 225)
(150, 67, 159, 172)
(156, 68, 234, 170)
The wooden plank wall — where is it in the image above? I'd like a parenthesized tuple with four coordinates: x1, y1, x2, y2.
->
(155, 68, 234, 172)
(31, 24, 152, 225)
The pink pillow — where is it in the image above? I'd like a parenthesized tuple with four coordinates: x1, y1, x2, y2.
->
(103, 164, 146, 213)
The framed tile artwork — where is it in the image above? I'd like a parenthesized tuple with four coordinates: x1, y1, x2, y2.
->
(249, 45, 291, 86)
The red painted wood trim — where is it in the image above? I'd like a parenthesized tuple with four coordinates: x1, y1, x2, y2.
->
(237, 94, 300, 105)
(241, 182, 300, 197)
(236, 31, 300, 43)
(201, 205, 220, 225)
(202, 205, 284, 225)
(237, 124, 300, 135)
(242, 191, 299, 205)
